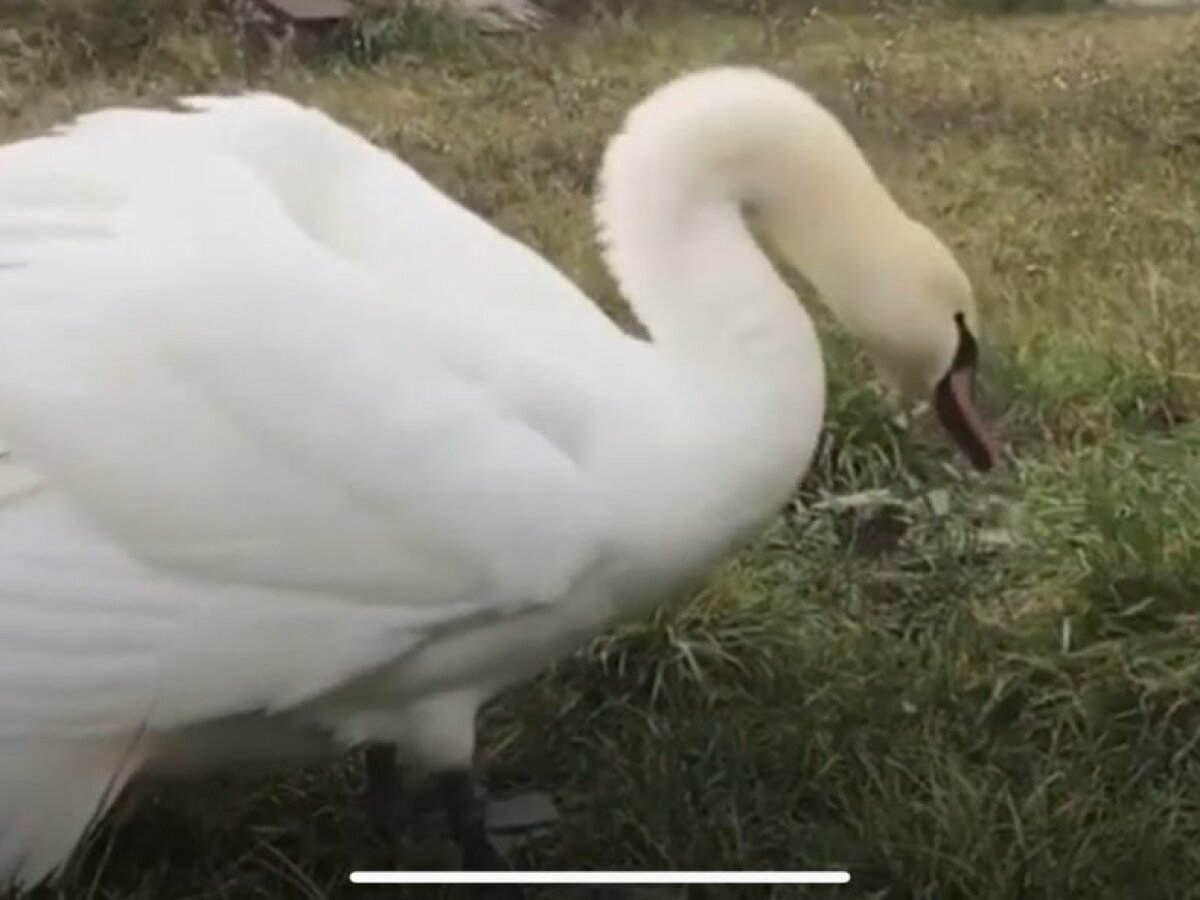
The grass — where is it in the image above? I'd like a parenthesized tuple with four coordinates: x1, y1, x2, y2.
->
(4, 1, 1200, 898)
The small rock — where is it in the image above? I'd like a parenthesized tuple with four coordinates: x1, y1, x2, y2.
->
(925, 488, 952, 517)
(812, 488, 899, 513)
(977, 528, 1016, 548)
(485, 791, 559, 833)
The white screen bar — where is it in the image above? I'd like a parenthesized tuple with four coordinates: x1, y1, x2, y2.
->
(350, 871, 851, 885)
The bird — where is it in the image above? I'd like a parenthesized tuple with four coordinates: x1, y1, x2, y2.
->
(0, 65, 999, 889)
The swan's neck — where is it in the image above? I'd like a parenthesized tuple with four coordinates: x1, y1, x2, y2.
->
(594, 89, 838, 532)
(595, 167, 828, 577)
(608, 193, 823, 465)
(595, 68, 889, 381)
(612, 192, 814, 372)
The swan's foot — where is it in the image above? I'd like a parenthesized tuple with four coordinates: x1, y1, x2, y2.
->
(362, 742, 406, 843)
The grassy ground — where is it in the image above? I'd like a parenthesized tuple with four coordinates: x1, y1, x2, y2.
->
(4, 2, 1200, 898)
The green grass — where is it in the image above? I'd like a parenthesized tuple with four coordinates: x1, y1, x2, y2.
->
(4, 2, 1200, 898)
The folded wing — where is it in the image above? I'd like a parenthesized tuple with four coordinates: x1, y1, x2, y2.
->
(0, 129, 610, 740)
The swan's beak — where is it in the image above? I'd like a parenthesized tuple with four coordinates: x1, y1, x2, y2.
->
(933, 316, 1001, 472)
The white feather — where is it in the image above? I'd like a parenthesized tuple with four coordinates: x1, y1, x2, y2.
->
(0, 66, 981, 887)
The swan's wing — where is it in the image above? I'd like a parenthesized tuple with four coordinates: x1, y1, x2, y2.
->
(0, 131, 610, 739)
(61, 92, 616, 337)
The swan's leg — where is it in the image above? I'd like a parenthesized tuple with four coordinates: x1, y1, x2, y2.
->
(362, 742, 406, 841)
(364, 748, 505, 870)
(438, 767, 503, 871)
(341, 694, 510, 872)
(439, 768, 529, 900)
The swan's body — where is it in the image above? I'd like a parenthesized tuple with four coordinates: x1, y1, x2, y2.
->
(0, 68, 994, 887)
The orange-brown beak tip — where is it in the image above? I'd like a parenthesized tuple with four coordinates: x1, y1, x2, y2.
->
(934, 367, 1001, 472)
(934, 313, 1001, 473)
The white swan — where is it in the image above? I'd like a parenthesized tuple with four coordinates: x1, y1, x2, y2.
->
(0, 66, 998, 888)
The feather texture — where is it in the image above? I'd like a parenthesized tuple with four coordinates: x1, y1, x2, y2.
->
(0, 66, 983, 887)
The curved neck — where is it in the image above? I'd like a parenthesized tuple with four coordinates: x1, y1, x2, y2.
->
(593, 72, 837, 447)
(607, 189, 814, 373)
(592, 75, 840, 549)
(598, 184, 815, 409)
(592, 192, 825, 596)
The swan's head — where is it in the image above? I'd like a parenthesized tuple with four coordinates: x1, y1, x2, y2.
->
(742, 94, 1000, 472)
(809, 216, 1000, 473)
